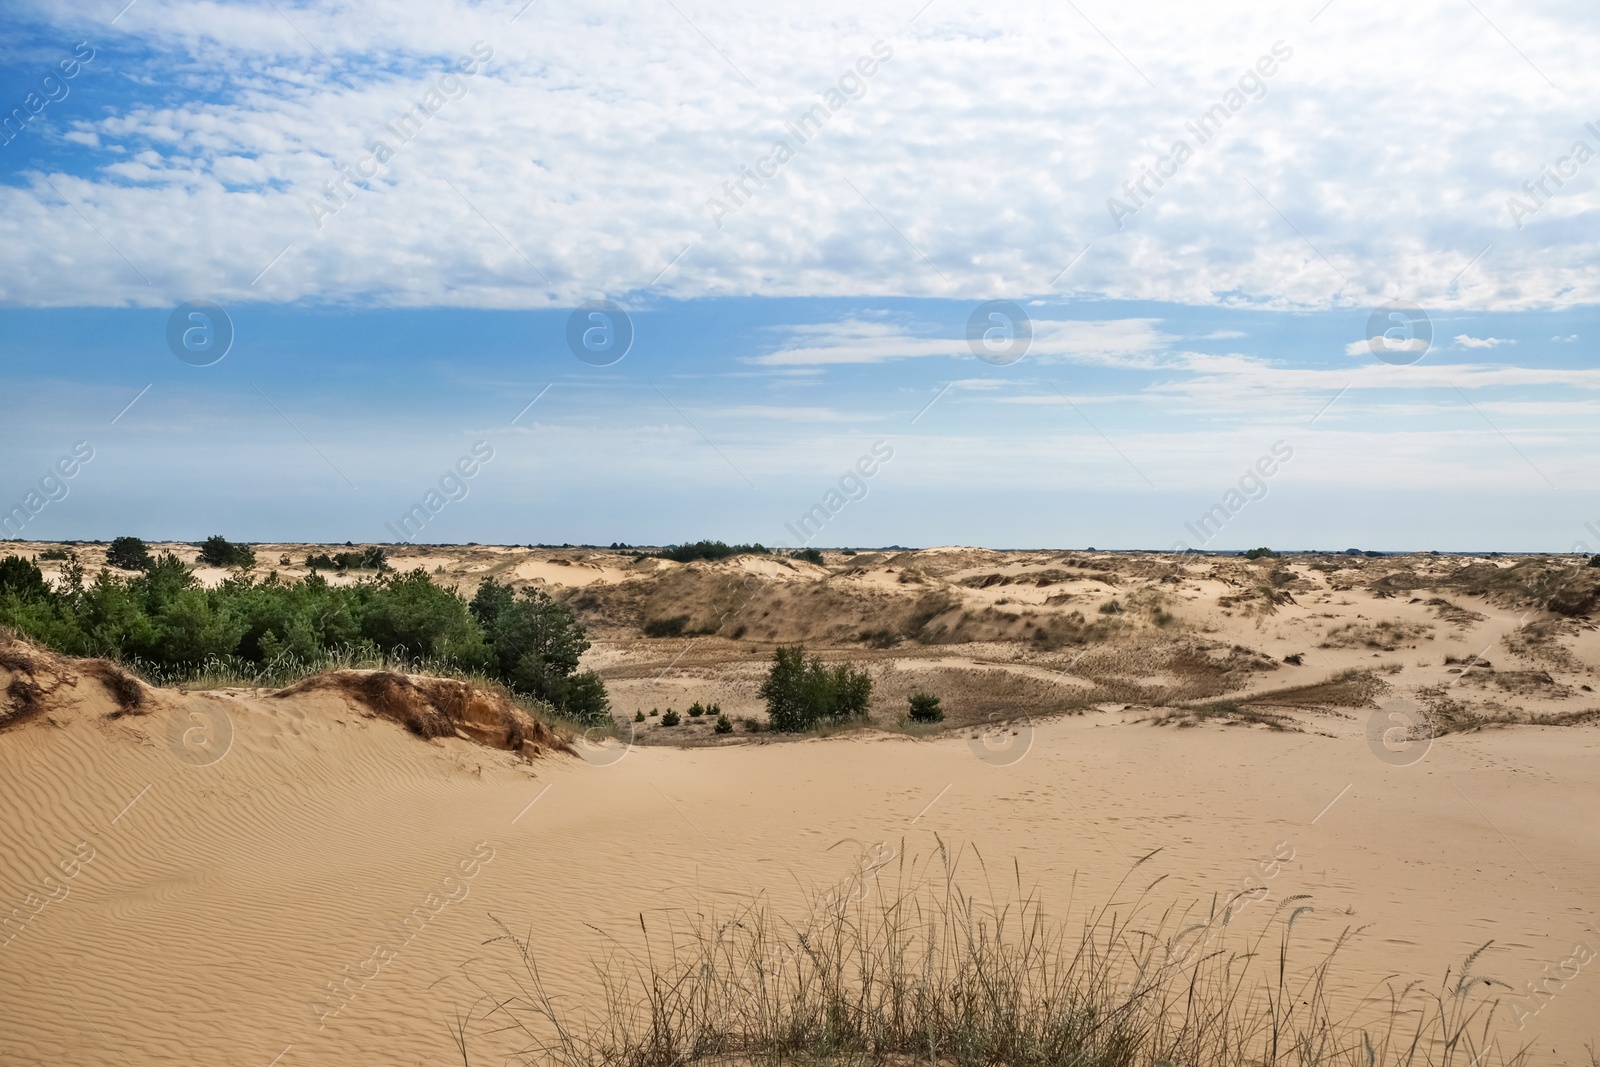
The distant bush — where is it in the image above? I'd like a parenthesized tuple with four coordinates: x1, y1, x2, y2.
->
(859, 627, 898, 648)
(908, 692, 944, 724)
(643, 615, 689, 638)
(661, 709, 681, 726)
(794, 548, 824, 565)
(306, 547, 388, 572)
(197, 535, 255, 569)
(714, 713, 732, 734)
(38, 548, 70, 561)
(106, 536, 153, 571)
(1098, 600, 1122, 614)
(655, 540, 768, 564)
(688, 702, 705, 717)
(634, 709, 646, 722)
(1589, 555, 1600, 568)
(1242, 547, 1280, 560)
(758, 645, 873, 732)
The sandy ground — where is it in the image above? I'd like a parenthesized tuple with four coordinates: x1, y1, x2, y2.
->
(4, 544, 1599, 1064)
(2, 670, 1597, 1067)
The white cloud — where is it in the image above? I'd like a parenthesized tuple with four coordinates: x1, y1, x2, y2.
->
(745, 316, 1172, 366)
(1344, 337, 1429, 357)
(1553, 334, 1579, 342)
(1453, 334, 1516, 348)
(1, 0, 1598, 308)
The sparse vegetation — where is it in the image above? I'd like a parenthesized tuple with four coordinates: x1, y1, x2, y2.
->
(0, 555, 609, 724)
(654, 540, 768, 564)
(305, 547, 389, 572)
(642, 615, 689, 638)
(457, 848, 1534, 1067)
(714, 713, 732, 733)
(907, 691, 944, 723)
(758, 645, 872, 731)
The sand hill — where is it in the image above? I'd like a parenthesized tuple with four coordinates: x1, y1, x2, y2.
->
(3, 545, 1598, 1064)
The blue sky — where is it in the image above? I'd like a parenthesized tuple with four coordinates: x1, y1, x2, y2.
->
(2, 0, 1597, 550)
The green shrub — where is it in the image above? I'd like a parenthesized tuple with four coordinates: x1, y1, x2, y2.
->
(661, 709, 681, 726)
(306, 547, 388, 572)
(197, 535, 255, 569)
(561, 670, 612, 724)
(757, 644, 873, 732)
(0, 556, 606, 724)
(688, 702, 705, 717)
(39, 548, 70, 561)
(106, 537, 153, 571)
(655, 540, 768, 564)
(643, 615, 689, 638)
(634, 710, 646, 722)
(908, 692, 944, 723)
(470, 577, 601, 721)
(714, 713, 732, 734)
(1243, 547, 1280, 560)
(1098, 599, 1122, 614)
(0, 555, 51, 600)
(794, 547, 824, 565)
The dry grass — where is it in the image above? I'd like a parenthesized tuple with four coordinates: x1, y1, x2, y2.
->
(0, 631, 146, 727)
(451, 847, 1532, 1067)
(276, 670, 572, 753)
(1319, 621, 1434, 652)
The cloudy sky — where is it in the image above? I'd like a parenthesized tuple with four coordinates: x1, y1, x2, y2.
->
(1, 0, 1596, 550)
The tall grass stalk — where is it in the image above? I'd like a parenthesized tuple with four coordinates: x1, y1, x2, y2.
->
(454, 846, 1529, 1066)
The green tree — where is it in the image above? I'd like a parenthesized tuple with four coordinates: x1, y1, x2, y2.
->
(908, 692, 944, 723)
(106, 537, 153, 571)
(470, 577, 602, 717)
(758, 644, 873, 732)
(198, 535, 255, 569)
(0, 556, 50, 599)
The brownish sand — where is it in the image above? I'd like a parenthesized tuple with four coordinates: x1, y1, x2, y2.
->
(3, 545, 1598, 1065)
(2, 657, 1597, 1065)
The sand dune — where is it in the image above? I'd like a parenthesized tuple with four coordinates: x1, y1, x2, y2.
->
(3, 635, 1598, 1065)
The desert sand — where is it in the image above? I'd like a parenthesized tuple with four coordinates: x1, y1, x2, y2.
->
(3, 545, 1598, 1065)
